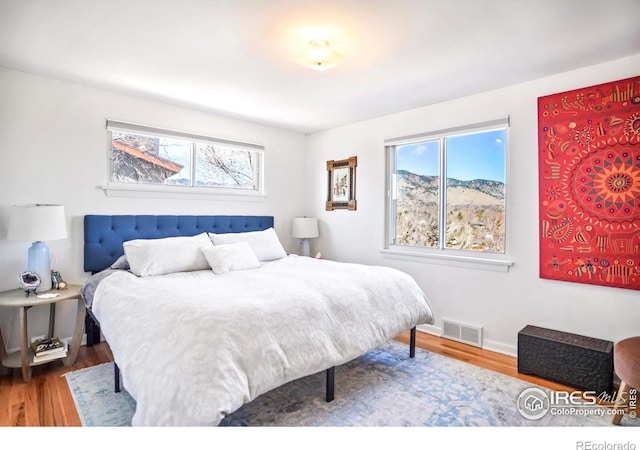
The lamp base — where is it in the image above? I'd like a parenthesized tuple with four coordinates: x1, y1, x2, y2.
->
(28, 241, 52, 292)
(299, 238, 310, 257)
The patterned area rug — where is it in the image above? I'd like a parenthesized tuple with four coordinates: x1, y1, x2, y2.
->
(64, 341, 639, 427)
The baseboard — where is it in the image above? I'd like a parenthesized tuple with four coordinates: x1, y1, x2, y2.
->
(416, 323, 441, 336)
(483, 339, 517, 357)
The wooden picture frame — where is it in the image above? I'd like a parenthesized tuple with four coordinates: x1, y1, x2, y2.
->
(326, 156, 357, 211)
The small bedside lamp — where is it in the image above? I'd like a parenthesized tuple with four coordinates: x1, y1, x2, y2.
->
(7, 204, 67, 292)
(292, 217, 319, 257)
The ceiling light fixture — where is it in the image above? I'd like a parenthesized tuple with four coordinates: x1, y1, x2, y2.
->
(298, 39, 344, 71)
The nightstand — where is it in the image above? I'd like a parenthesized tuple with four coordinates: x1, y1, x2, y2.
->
(0, 284, 85, 382)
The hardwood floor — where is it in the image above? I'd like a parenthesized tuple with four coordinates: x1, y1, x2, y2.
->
(0, 341, 114, 426)
(0, 331, 614, 426)
(395, 330, 586, 393)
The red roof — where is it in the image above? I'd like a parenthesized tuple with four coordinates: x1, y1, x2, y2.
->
(112, 141, 183, 173)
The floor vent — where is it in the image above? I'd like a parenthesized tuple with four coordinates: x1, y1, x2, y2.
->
(442, 319, 483, 347)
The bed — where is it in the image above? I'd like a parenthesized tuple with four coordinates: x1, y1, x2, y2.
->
(81, 214, 434, 426)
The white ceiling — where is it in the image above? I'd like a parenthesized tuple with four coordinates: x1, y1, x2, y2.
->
(1, 0, 639, 134)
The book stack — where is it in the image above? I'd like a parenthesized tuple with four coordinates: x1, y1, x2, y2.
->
(30, 337, 68, 363)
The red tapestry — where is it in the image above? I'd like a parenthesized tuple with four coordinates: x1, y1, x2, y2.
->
(538, 76, 640, 291)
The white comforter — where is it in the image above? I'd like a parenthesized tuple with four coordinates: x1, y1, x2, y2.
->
(92, 255, 434, 426)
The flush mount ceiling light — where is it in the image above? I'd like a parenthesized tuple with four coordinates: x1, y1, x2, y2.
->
(297, 39, 345, 71)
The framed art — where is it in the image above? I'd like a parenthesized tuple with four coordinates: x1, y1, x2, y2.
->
(538, 75, 640, 291)
(326, 156, 357, 211)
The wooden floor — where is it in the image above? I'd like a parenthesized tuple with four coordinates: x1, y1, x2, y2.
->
(0, 331, 615, 426)
(0, 340, 114, 426)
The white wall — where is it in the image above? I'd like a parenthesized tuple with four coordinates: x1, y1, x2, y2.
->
(305, 54, 640, 355)
(0, 67, 306, 351)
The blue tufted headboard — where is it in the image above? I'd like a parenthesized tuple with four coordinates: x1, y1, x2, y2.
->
(84, 215, 274, 273)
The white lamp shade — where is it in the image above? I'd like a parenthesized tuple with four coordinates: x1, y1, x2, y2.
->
(292, 217, 319, 239)
(7, 204, 67, 242)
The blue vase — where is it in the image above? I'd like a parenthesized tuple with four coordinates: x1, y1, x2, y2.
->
(27, 241, 52, 292)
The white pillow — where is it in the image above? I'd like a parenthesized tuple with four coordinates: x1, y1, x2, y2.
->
(201, 242, 261, 274)
(208, 227, 287, 261)
(124, 232, 213, 277)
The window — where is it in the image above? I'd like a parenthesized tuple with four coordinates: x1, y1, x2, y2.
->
(105, 120, 264, 196)
(385, 118, 510, 268)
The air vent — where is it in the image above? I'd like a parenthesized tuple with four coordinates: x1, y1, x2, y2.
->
(442, 319, 483, 347)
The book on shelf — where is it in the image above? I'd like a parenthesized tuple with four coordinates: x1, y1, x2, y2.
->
(32, 340, 68, 363)
(30, 337, 64, 356)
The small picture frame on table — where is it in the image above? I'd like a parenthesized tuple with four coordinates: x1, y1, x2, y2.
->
(326, 156, 357, 211)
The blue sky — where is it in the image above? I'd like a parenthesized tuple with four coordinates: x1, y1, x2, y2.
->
(397, 129, 506, 182)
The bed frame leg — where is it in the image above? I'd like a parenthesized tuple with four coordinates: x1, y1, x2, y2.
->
(326, 367, 335, 402)
(85, 313, 101, 347)
(114, 362, 121, 393)
(410, 326, 416, 358)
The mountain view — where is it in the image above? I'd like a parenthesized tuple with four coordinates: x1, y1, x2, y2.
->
(394, 169, 505, 253)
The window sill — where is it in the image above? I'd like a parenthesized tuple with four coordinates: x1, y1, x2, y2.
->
(380, 248, 513, 272)
(101, 184, 266, 202)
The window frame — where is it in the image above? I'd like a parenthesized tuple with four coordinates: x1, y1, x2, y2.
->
(103, 120, 265, 198)
(382, 117, 513, 272)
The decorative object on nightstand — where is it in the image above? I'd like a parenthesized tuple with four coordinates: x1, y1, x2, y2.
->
(7, 204, 67, 293)
(292, 217, 319, 257)
(0, 284, 85, 382)
(18, 271, 41, 296)
(51, 270, 68, 290)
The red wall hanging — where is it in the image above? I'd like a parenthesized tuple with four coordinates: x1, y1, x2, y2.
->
(538, 75, 640, 290)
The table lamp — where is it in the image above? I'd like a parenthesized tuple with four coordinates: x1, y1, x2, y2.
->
(292, 217, 319, 257)
(7, 204, 67, 292)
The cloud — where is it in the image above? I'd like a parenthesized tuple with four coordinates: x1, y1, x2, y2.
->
(412, 144, 429, 155)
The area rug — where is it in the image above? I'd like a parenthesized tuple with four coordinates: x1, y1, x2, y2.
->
(64, 341, 639, 427)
